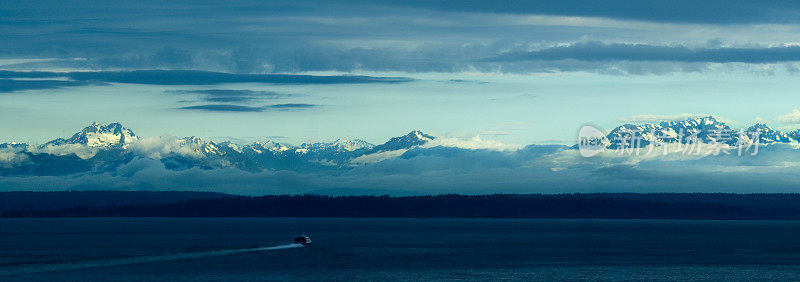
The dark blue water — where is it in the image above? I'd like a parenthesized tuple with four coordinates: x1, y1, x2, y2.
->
(2, 218, 800, 280)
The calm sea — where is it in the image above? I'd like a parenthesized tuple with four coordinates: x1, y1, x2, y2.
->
(2, 218, 800, 281)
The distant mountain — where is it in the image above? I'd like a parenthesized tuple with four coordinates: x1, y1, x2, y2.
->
(604, 116, 797, 149)
(175, 136, 244, 157)
(242, 141, 291, 154)
(745, 123, 793, 143)
(329, 139, 376, 151)
(0, 123, 436, 176)
(43, 122, 138, 149)
(371, 130, 434, 152)
(0, 142, 27, 150)
(8, 115, 798, 178)
(296, 139, 374, 154)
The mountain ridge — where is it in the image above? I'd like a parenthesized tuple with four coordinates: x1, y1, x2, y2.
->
(0, 122, 438, 175)
(4, 116, 800, 177)
(603, 115, 800, 148)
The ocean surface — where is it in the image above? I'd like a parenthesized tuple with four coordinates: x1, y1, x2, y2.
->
(2, 218, 800, 281)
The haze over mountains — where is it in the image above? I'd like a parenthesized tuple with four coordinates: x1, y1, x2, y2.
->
(1, 116, 799, 177)
(3, 116, 800, 194)
(0, 122, 437, 176)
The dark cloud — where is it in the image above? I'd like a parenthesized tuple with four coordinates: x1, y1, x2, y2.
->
(361, 0, 800, 24)
(179, 104, 265, 112)
(167, 89, 291, 103)
(447, 79, 489, 84)
(484, 41, 800, 63)
(267, 103, 316, 109)
(0, 79, 94, 93)
(0, 70, 410, 92)
(178, 103, 317, 112)
(5, 1, 800, 75)
(65, 70, 411, 85)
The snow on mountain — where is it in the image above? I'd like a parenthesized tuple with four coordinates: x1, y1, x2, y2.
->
(2, 125, 434, 173)
(16, 116, 800, 176)
(217, 141, 243, 154)
(606, 124, 657, 149)
(287, 139, 376, 166)
(346, 130, 434, 166)
(745, 123, 794, 143)
(45, 122, 139, 149)
(0, 144, 29, 168)
(603, 116, 785, 148)
(331, 139, 375, 151)
(176, 136, 248, 157)
(0, 142, 28, 150)
(371, 130, 434, 152)
(788, 129, 800, 142)
(299, 139, 375, 154)
(660, 116, 736, 144)
(242, 141, 290, 154)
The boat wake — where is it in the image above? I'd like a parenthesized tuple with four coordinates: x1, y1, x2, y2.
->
(0, 243, 304, 276)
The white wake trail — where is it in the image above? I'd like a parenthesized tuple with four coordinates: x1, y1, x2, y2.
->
(0, 243, 303, 276)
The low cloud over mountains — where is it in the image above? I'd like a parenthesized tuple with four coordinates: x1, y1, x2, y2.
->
(3, 117, 800, 195)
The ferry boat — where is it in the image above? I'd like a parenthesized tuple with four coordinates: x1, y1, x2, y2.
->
(294, 235, 312, 246)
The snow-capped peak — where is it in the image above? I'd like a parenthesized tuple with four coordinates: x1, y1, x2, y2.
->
(409, 130, 434, 140)
(59, 122, 139, 148)
(747, 123, 774, 131)
(398, 130, 435, 142)
(177, 136, 222, 156)
(297, 139, 375, 154)
(746, 123, 792, 143)
(245, 141, 291, 154)
(217, 141, 243, 153)
(330, 139, 375, 151)
(604, 116, 800, 148)
(371, 130, 435, 152)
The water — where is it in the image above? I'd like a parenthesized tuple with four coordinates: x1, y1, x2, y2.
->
(2, 218, 800, 280)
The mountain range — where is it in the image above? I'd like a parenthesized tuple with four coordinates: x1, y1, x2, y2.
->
(1, 116, 798, 177)
(0, 123, 438, 176)
(604, 116, 798, 149)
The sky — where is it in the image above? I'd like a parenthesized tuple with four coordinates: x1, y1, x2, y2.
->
(5, 1, 800, 194)
(4, 0, 800, 146)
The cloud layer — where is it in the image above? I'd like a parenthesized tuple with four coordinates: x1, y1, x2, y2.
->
(178, 104, 267, 112)
(0, 70, 412, 93)
(5, 137, 800, 195)
(168, 89, 291, 103)
(485, 42, 800, 64)
(5, 1, 800, 74)
(776, 109, 800, 124)
(178, 103, 317, 112)
(365, 0, 800, 24)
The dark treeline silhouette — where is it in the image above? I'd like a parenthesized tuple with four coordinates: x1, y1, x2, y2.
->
(7, 192, 800, 219)
(0, 191, 228, 213)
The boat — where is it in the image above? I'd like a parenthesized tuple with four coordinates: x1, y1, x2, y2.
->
(294, 234, 312, 246)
